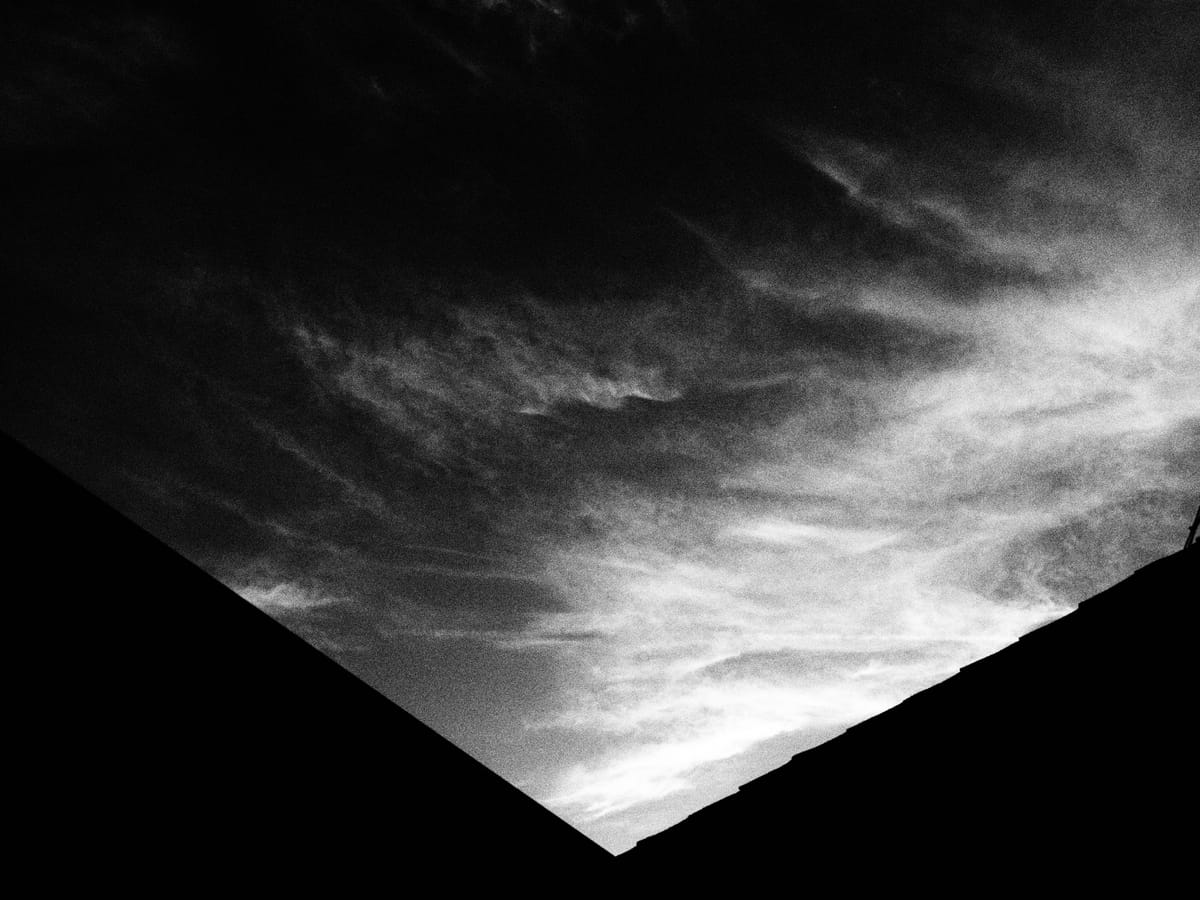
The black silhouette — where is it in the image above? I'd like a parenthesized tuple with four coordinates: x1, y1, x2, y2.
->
(7, 427, 1195, 890)
(4, 431, 614, 890)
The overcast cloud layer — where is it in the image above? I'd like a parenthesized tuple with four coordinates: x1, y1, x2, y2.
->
(3, 1, 1197, 852)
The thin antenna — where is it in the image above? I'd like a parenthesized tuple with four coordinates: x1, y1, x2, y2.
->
(1187, 502, 1200, 551)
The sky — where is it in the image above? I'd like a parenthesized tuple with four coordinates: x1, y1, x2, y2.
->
(2, 1, 1198, 853)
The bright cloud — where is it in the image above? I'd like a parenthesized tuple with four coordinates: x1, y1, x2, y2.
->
(236, 581, 347, 613)
(522, 116, 1199, 841)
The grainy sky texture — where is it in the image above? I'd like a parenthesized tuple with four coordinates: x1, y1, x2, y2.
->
(2, 1, 1197, 852)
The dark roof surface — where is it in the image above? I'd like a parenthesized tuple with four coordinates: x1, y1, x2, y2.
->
(4, 431, 613, 891)
(8, 427, 1192, 891)
(621, 543, 1197, 889)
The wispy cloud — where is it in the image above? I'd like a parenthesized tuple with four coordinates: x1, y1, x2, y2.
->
(290, 302, 681, 474)
(236, 581, 347, 613)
